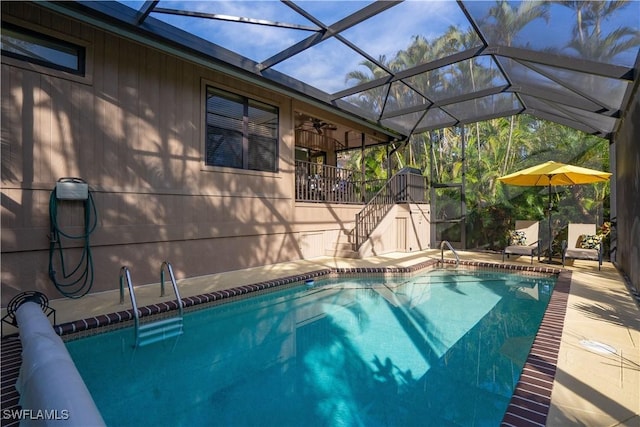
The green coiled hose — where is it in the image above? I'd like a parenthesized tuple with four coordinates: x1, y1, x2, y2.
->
(48, 180, 98, 298)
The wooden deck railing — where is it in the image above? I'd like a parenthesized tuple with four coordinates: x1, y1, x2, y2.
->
(295, 161, 363, 204)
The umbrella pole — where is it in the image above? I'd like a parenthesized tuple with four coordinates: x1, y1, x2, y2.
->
(548, 183, 552, 263)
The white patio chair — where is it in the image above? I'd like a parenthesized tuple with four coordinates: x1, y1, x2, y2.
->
(562, 223, 602, 270)
(502, 220, 540, 264)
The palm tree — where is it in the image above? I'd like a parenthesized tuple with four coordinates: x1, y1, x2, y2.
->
(562, 1, 639, 62)
(479, 1, 551, 176)
(338, 0, 612, 250)
(344, 55, 395, 116)
(480, 0, 551, 46)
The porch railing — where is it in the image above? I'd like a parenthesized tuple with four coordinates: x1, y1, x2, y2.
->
(295, 161, 429, 205)
(295, 161, 363, 204)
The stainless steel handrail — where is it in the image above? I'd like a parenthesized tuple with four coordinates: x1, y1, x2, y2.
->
(160, 261, 184, 317)
(119, 266, 140, 342)
(119, 263, 184, 347)
(440, 240, 460, 267)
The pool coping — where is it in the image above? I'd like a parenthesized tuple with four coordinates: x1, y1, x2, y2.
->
(501, 269, 571, 426)
(53, 259, 560, 338)
(1, 259, 565, 427)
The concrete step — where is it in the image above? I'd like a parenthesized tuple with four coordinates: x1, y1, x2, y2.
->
(334, 242, 355, 251)
(335, 229, 356, 244)
(324, 248, 360, 258)
(327, 229, 358, 258)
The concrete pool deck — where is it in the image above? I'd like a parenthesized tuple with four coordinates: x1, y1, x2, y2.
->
(1, 250, 639, 426)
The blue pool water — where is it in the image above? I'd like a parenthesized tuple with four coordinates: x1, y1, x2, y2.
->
(66, 269, 555, 427)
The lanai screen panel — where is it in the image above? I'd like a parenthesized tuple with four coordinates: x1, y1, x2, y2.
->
(104, 0, 639, 139)
(147, 1, 317, 63)
(465, 0, 640, 68)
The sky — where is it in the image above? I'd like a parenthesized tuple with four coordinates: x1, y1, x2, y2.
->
(118, 1, 640, 94)
(120, 1, 469, 93)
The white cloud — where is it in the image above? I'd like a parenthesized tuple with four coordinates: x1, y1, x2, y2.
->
(152, 1, 317, 60)
(132, 1, 471, 90)
(341, 1, 468, 61)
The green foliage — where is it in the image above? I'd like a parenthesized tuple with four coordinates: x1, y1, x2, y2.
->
(339, 0, 628, 251)
(344, 115, 610, 252)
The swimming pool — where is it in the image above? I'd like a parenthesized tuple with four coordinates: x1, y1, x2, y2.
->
(65, 269, 555, 426)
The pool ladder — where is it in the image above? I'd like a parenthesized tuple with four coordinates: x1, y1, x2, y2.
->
(440, 240, 460, 267)
(119, 262, 184, 347)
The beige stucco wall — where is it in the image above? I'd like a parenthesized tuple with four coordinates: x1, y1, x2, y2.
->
(0, 3, 430, 305)
(358, 204, 431, 258)
(292, 203, 431, 259)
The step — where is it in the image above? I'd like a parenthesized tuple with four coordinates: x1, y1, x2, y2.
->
(334, 242, 355, 251)
(335, 234, 355, 244)
(324, 248, 359, 258)
(138, 316, 182, 332)
(138, 321, 183, 337)
(138, 321, 183, 335)
(137, 317, 184, 347)
(138, 328, 183, 347)
(335, 229, 355, 242)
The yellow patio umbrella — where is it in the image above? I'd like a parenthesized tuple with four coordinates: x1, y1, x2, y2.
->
(498, 161, 611, 262)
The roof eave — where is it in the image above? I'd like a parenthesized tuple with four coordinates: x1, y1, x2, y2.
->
(39, 1, 406, 141)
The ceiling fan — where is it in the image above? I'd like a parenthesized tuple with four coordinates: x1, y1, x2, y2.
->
(296, 114, 338, 135)
(310, 118, 337, 135)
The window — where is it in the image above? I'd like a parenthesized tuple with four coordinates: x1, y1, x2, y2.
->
(1, 22, 85, 75)
(205, 87, 279, 172)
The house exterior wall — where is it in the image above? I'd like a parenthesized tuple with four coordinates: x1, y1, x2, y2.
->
(613, 83, 640, 293)
(1, 3, 430, 305)
(358, 204, 431, 258)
